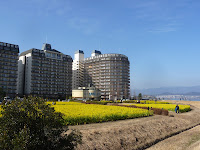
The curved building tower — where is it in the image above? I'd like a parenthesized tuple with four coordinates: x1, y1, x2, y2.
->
(73, 50, 130, 100)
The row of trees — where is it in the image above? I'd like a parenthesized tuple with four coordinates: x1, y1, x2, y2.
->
(131, 93, 143, 100)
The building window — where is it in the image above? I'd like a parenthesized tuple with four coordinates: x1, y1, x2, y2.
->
(52, 53, 56, 58)
(57, 54, 61, 59)
(46, 52, 51, 57)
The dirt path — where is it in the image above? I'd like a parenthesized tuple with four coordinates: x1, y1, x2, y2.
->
(69, 100, 200, 150)
(146, 100, 200, 150)
(146, 125, 200, 150)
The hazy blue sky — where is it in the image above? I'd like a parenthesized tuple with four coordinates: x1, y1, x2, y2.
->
(1, 0, 200, 90)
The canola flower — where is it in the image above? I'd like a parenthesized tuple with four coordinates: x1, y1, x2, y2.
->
(0, 107, 2, 117)
(133, 104, 190, 113)
(123, 100, 169, 104)
(86, 100, 115, 105)
(50, 102, 153, 125)
(142, 100, 169, 104)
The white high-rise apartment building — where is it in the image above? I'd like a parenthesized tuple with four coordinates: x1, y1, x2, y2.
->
(17, 43, 72, 99)
(72, 50, 130, 100)
(72, 50, 84, 89)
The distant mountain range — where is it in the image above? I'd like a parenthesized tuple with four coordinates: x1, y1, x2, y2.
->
(134, 85, 200, 96)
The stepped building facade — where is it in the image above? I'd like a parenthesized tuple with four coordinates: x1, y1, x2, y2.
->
(0, 42, 19, 98)
(72, 50, 130, 100)
(17, 43, 72, 99)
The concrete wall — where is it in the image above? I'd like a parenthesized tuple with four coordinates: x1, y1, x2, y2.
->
(72, 90, 84, 98)
(17, 56, 25, 95)
(72, 52, 84, 89)
(74, 52, 84, 61)
(24, 53, 32, 95)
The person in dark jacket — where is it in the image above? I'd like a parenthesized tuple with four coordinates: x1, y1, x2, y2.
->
(175, 104, 179, 113)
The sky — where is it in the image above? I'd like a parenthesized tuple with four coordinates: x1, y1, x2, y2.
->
(1, 0, 200, 90)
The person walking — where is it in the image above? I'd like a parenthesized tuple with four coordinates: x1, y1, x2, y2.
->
(175, 104, 179, 113)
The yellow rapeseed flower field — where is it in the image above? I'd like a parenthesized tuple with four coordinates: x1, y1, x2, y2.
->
(51, 102, 153, 125)
(123, 100, 169, 104)
(133, 104, 190, 112)
(0, 107, 2, 117)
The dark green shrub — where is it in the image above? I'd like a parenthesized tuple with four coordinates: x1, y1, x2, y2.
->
(0, 96, 82, 150)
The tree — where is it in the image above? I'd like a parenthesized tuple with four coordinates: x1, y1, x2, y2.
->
(0, 87, 6, 101)
(138, 93, 142, 100)
(0, 96, 82, 150)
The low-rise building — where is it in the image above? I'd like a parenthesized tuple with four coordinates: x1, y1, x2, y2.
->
(72, 85, 101, 100)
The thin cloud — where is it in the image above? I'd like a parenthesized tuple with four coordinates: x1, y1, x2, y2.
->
(29, 0, 72, 16)
(148, 27, 176, 33)
(125, 1, 185, 33)
(148, 22, 179, 33)
(29, 0, 100, 35)
(66, 17, 100, 35)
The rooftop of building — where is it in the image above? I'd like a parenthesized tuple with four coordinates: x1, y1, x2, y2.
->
(75, 50, 84, 54)
(73, 84, 101, 91)
(20, 49, 34, 56)
(0, 41, 19, 53)
(73, 50, 128, 61)
(0, 41, 19, 48)
(42, 43, 61, 53)
(73, 86, 100, 91)
(84, 53, 128, 61)
(92, 50, 101, 54)
(19, 43, 71, 58)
